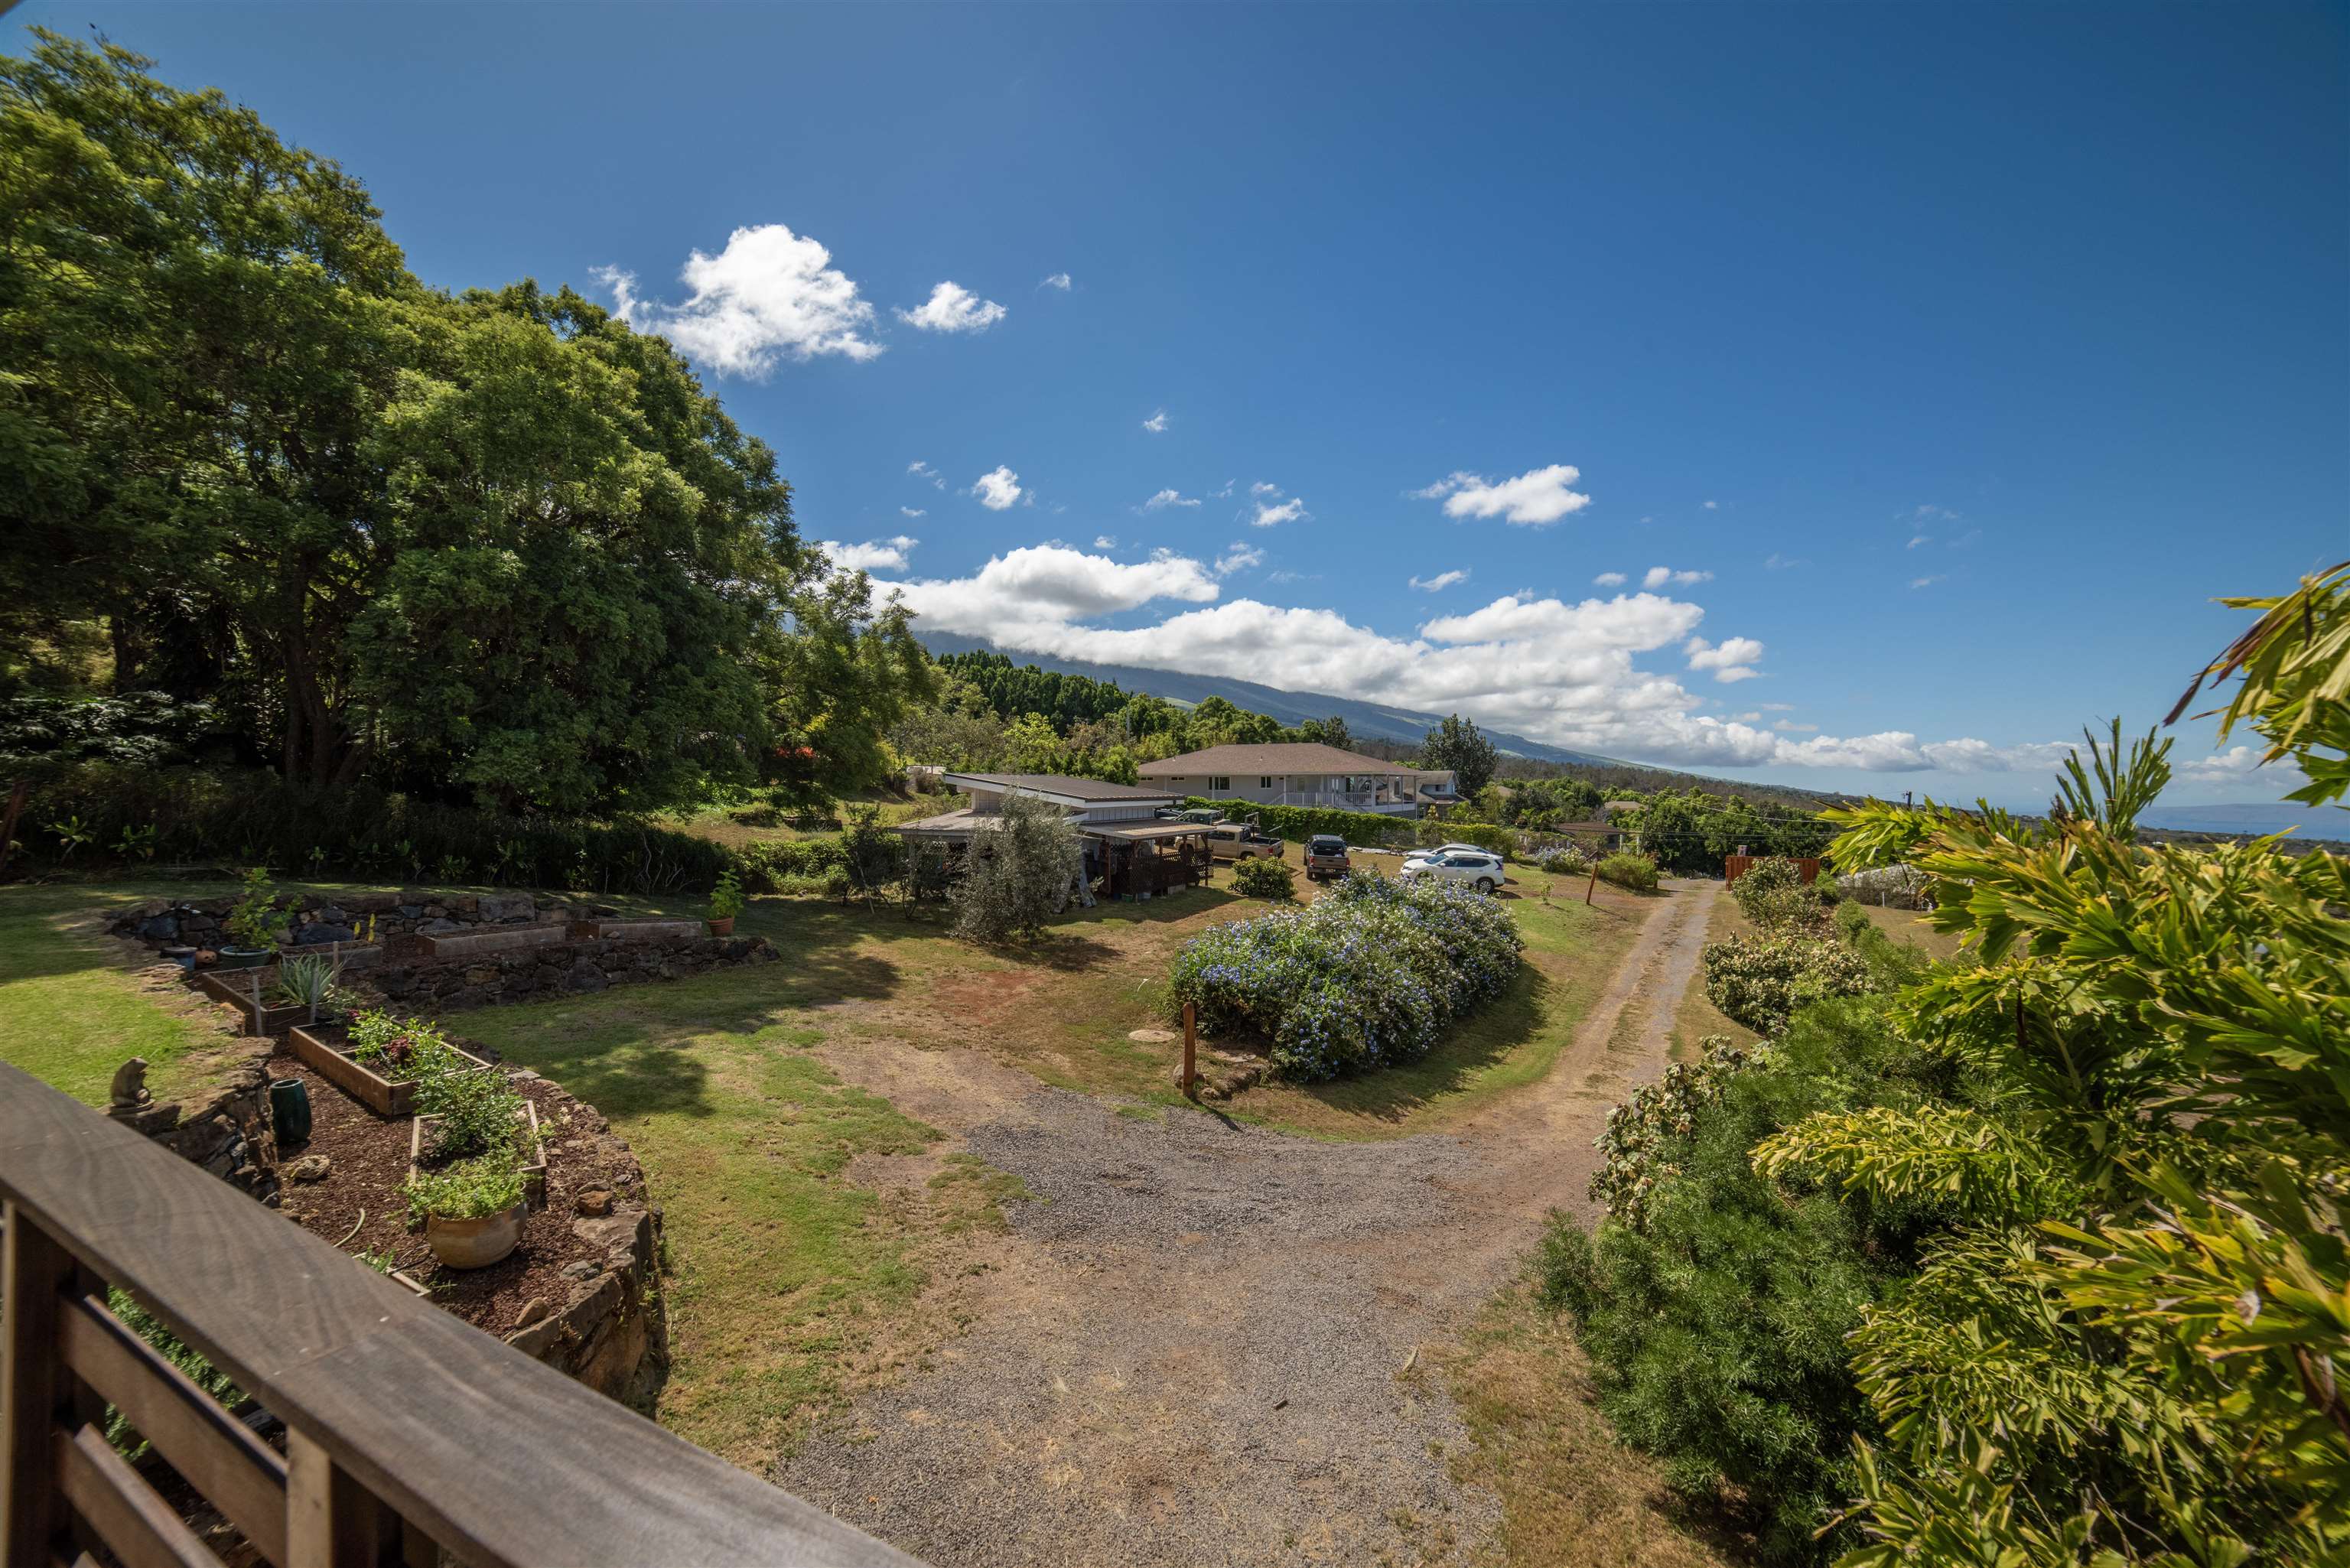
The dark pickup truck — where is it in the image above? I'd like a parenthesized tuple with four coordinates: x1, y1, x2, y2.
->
(1304, 834, 1352, 883)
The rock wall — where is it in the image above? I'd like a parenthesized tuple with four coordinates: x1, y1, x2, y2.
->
(500, 1073, 669, 1408)
(112, 889, 599, 950)
(376, 932, 778, 1013)
(107, 1038, 282, 1205)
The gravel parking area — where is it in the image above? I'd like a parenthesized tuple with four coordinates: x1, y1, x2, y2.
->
(782, 880, 1719, 1566)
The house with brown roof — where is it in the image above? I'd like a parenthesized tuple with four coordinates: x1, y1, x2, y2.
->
(1136, 743, 1454, 817)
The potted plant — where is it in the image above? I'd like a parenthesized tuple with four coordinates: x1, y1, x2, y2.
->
(708, 867, 745, 936)
(217, 866, 288, 969)
(273, 954, 343, 1025)
(402, 1156, 528, 1270)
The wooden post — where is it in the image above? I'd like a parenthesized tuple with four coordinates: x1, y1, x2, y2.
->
(3, 1202, 76, 1568)
(1585, 863, 1599, 906)
(1181, 1002, 1196, 1100)
(0, 781, 25, 880)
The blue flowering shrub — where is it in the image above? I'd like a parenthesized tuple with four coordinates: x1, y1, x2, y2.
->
(1167, 872, 1523, 1079)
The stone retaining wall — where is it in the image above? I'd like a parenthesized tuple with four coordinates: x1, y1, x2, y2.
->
(375, 931, 777, 1013)
(112, 889, 606, 950)
(499, 1072, 669, 1407)
(106, 1037, 282, 1205)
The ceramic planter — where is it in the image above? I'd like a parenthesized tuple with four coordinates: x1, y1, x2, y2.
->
(215, 947, 273, 970)
(422, 1202, 526, 1270)
(707, 916, 735, 936)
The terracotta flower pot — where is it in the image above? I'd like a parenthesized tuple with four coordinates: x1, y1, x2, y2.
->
(707, 916, 735, 936)
(423, 1202, 526, 1270)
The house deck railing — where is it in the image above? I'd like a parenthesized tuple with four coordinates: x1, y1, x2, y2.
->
(0, 1060, 919, 1568)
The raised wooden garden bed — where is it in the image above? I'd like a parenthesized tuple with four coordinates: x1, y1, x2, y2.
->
(409, 1098, 548, 1209)
(193, 967, 311, 1036)
(416, 924, 568, 962)
(287, 1023, 495, 1117)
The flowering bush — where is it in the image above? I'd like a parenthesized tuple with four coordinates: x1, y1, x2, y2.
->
(1701, 930, 1873, 1035)
(1588, 1036, 1756, 1230)
(1167, 872, 1523, 1080)
(1535, 847, 1590, 877)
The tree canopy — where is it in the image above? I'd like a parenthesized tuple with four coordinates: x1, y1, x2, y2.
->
(1, 32, 922, 815)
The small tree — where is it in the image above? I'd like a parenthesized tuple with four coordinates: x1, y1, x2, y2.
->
(1419, 713, 1499, 797)
(950, 791, 1082, 944)
(1232, 855, 1297, 901)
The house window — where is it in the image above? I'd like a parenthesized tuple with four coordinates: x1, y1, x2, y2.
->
(1209, 776, 1230, 792)
(1259, 776, 1273, 789)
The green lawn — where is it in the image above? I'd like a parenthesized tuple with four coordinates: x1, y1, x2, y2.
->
(0, 880, 239, 1106)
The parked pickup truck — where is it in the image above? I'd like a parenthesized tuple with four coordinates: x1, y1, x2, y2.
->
(1304, 834, 1352, 882)
(1205, 823, 1284, 861)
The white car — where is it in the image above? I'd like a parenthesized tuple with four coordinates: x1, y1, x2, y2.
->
(1400, 848, 1508, 894)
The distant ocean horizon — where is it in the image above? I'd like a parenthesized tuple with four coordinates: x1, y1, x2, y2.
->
(2140, 803, 2346, 838)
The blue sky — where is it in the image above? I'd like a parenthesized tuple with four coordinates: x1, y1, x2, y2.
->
(31, 2, 2346, 807)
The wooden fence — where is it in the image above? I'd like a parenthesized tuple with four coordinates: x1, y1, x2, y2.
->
(0, 1060, 921, 1568)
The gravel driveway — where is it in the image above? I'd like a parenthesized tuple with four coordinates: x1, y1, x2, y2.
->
(783, 879, 1718, 1567)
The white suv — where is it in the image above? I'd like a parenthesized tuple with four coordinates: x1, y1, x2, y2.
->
(1400, 848, 1507, 894)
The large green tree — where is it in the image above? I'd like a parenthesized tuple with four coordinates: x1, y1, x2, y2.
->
(2, 33, 920, 814)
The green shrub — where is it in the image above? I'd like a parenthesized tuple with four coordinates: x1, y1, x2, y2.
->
(950, 792, 1082, 944)
(1701, 930, 1873, 1035)
(1594, 851, 1659, 891)
(21, 763, 734, 893)
(1230, 855, 1297, 901)
(418, 1065, 525, 1163)
(1180, 795, 1418, 847)
(223, 864, 290, 949)
(1534, 846, 1590, 876)
(1541, 1000, 1965, 1564)
(1415, 818, 1516, 855)
(709, 867, 746, 920)
(401, 1155, 526, 1223)
(1167, 873, 1522, 1079)
(732, 834, 845, 890)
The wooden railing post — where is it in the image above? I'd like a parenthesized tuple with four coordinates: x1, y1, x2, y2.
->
(288, 1429, 405, 1568)
(3, 1201, 75, 1568)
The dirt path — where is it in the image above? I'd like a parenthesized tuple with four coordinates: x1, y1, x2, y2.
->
(783, 878, 1719, 1567)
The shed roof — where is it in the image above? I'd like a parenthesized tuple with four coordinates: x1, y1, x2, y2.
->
(942, 773, 1178, 804)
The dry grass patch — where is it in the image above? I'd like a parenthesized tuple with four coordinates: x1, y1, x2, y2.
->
(1442, 1284, 1736, 1568)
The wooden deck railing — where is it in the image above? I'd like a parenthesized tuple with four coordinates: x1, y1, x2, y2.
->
(0, 1061, 920, 1568)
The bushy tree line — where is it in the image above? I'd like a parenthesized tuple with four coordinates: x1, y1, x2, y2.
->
(1544, 564, 2350, 1566)
(2, 34, 925, 818)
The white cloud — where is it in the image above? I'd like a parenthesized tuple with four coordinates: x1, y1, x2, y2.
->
(819, 535, 919, 573)
(1253, 498, 1307, 528)
(1759, 701, 1796, 711)
(1417, 464, 1593, 527)
(1041, 272, 1072, 291)
(868, 542, 2094, 779)
(1593, 571, 1629, 588)
(1142, 410, 1170, 434)
(1910, 574, 1945, 590)
(1913, 504, 1959, 522)
(877, 543, 1219, 629)
(1212, 480, 1235, 499)
(1702, 499, 1720, 510)
(1643, 565, 1713, 590)
(1141, 488, 1199, 511)
(900, 506, 926, 519)
(908, 460, 945, 490)
(1765, 552, 1803, 571)
(1093, 535, 1118, 549)
(1773, 719, 1818, 734)
(1410, 570, 1470, 593)
(596, 223, 882, 375)
(972, 466, 1024, 510)
(1251, 480, 1279, 497)
(896, 281, 1007, 333)
(1685, 635, 1765, 683)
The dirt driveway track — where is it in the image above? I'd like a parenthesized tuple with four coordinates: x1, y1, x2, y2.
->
(783, 878, 1720, 1567)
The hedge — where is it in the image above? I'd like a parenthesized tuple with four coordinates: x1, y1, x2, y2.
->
(15, 763, 734, 894)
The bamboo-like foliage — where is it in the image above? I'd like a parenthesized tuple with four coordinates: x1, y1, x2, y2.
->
(1776, 574, 2350, 1564)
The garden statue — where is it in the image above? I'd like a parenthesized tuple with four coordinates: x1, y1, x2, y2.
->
(108, 1057, 153, 1115)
